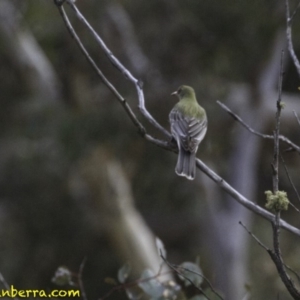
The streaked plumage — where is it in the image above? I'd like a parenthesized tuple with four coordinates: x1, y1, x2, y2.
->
(169, 85, 207, 180)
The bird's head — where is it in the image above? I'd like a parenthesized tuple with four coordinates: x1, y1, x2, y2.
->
(171, 85, 195, 100)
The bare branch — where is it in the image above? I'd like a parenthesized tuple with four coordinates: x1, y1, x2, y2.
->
(239, 221, 269, 251)
(64, 0, 171, 139)
(99, 267, 172, 300)
(281, 154, 300, 206)
(0, 272, 18, 300)
(285, 0, 300, 78)
(195, 158, 300, 236)
(290, 0, 300, 22)
(270, 212, 300, 299)
(0, 272, 12, 292)
(285, 264, 300, 284)
(293, 110, 300, 128)
(241, 219, 300, 299)
(178, 266, 224, 300)
(160, 252, 210, 300)
(56, 5, 147, 137)
(272, 50, 284, 193)
(217, 100, 300, 154)
(78, 257, 88, 300)
(268, 52, 300, 300)
(53, 0, 300, 238)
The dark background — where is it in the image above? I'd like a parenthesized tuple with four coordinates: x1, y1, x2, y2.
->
(1, 0, 300, 299)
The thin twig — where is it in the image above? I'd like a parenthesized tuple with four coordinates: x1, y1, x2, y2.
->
(160, 252, 210, 300)
(285, 0, 300, 78)
(56, 4, 147, 137)
(285, 264, 300, 284)
(290, 0, 300, 22)
(272, 50, 284, 193)
(293, 110, 300, 128)
(64, 0, 171, 139)
(0, 272, 18, 300)
(270, 212, 300, 299)
(78, 257, 88, 300)
(216, 101, 300, 154)
(240, 218, 300, 299)
(289, 201, 300, 213)
(240, 221, 300, 295)
(99, 268, 172, 300)
(53, 0, 300, 238)
(0, 272, 10, 291)
(270, 52, 300, 300)
(178, 266, 224, 300)
(281, 154, 300, 206)
(195, 158, 300, 236)
(239, 221, 269, 251)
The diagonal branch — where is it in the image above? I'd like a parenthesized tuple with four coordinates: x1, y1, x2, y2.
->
(270, 212, 300, 299)
(64, 0, 171, 139)
(56, 3, 171, 152)
(294, 110, 300, 128)
(78, 257, 87, 300)
(239, 222, 299, 299)
(195, 158, 300, 236)
(160, 252, 210, 300)
(285, 0, 300, 78)
(281, 154, 300, 206)
(56, 5, 145, 134)
(217, 100, 300, 154)
(53, 0, 300, 239)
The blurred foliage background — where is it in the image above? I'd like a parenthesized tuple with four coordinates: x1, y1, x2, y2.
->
(1, 0, 300, 299)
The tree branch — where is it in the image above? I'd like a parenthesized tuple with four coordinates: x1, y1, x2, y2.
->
(53, 0, 300, 238)
(62, 0, 171, 139)
(240, 220, 300, 299)
(272, 51, 284, 193)
(195, 158, 300, 236)
(216, 100, 300, 154)
(78, 257, 87, 300)
(281, 154, 300, 206)
(268, 51, 300, 300)
(270, 212, 300, 299)
(160, 252, 210, 300)
(294, 110, 300, 128)
(285, 0, 300, 78)
(56, 5, 146, 135)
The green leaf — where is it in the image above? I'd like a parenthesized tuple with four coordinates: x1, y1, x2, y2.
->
(118, 262, 131, 283)
(178, 262, 203, 287)
(138, 269, 165, 298)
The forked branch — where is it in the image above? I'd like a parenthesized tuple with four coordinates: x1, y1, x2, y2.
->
(53, 0, 300, 238)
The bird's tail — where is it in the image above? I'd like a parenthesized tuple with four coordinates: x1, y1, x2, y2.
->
(175, 147, 196, 180)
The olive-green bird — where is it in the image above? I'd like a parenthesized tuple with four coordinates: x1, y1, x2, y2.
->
(169, 85, 207, 180)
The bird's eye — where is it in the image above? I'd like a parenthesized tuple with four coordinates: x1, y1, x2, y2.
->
(178, 88, 182, 94)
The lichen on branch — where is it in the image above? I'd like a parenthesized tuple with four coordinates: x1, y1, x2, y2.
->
(265, 190, 289, 211)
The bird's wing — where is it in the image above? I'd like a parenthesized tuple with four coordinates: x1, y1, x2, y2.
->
(169, 108, 207, 153)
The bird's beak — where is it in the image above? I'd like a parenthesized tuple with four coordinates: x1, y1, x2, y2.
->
(171, 91, 177, 96)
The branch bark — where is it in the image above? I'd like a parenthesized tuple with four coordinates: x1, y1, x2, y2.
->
(64, 0, 171, 139)
(268, 51, 300, 300)
(285, 0, 300, 78)
(217, 100, 300, 154)
(53, 0, 300, 239)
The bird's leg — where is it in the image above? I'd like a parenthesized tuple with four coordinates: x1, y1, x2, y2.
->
(168, 136, 178, 151)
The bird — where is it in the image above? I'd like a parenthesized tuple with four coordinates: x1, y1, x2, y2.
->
(169, 85, 207, 180)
